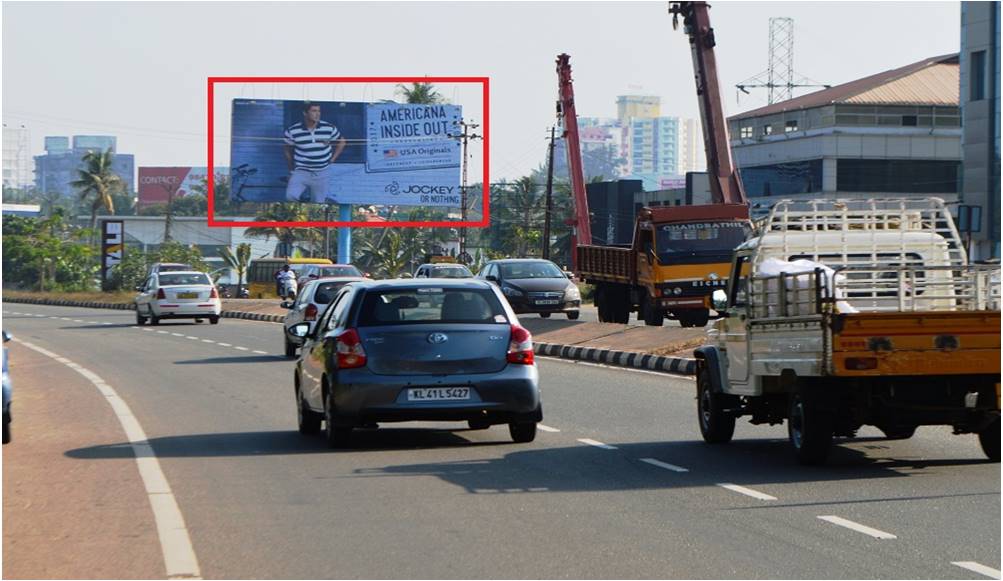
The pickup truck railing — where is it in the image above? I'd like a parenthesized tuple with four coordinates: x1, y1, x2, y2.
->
(746, 265, 1001, 319)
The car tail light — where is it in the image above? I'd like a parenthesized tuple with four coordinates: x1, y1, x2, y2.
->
(335, 328, 367, 369)
(305, 303, 318, 321)
(156, 288, 166, 300)
(209, 287, 219, 299)
(506, 324, 534, 365)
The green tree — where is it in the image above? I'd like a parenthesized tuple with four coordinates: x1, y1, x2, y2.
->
(108, 241, 210, 291)
(244, 203, 321, 257)
(396, 82, 445, 104)
(1, 214, 97, 291)
(219, 243, 252, 293)
(69, 148, 125, 241)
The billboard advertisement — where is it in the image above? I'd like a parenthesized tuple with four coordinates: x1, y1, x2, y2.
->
(100, 220, 123, 290)
(228, 99, 462, 207)
(138, 167, 211, 208)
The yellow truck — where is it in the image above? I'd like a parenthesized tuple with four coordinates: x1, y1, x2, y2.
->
(695, 198, 1001, 464)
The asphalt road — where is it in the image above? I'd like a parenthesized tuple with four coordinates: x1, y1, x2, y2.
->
(2, 303, 1000, 579)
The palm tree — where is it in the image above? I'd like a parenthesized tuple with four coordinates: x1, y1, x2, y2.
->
(358, 228, 426, 278)
(244, 203, 320, 257)
(497, 176, 546, 257)
(70, 148, 124, 243)
(396, 82, 445, 104)
(220, 242, 251, 294)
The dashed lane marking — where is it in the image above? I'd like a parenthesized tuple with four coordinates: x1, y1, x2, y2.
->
(537, 424, 560, 433)
(171, 333, 185, 337)
(817, 515, 896, 540)
(217, 343, 232, 347)
(640, 457, 689, 473)
(717, 483, 777, 501)
(201, 339, 215, 344)
(252, 350, 268, 355)
(14, 339, 202, 579)
(577, 438, 618, 450)
(951, 562, 1002, 579)
(186, 336, 199, 340)
(234, 346, 249, 351)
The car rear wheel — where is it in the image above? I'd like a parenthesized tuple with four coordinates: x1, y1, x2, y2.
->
(135, 309, 147, 326)
(284, 339, 297, 358)
(979, 417, 1000, 462)
(509, 421, 537, 443)
(210, 316, 220, 325)
(296, 386, 321, 435)
(3, 415, 10, 445)
(696, 364, 735, 443)
(567, 311, 580, 320)
(323, 391, 351, 448)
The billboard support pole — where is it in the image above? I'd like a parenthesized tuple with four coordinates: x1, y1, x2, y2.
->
(338, 204, 352, 264)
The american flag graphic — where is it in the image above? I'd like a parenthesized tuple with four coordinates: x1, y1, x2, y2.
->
(383, 149, 399, 158)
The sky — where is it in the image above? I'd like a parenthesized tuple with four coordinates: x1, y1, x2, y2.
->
(2, 1, 963, 184)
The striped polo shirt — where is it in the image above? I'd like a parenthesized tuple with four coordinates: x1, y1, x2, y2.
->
(283, 120, 341, 170)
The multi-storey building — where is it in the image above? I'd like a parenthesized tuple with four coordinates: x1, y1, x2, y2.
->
(34, 135, 135, 198)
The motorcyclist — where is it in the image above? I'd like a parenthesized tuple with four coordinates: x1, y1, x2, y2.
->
(276, 265, 298, 299)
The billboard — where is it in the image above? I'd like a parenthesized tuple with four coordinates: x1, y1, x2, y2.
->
(228, 99, 462, 207)
(100, 220, 123, 290)
(138, 167, 210, 208)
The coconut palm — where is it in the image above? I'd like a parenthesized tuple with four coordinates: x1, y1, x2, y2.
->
(244, 203, 321, 257)
(396, 82, 445, 104)
(69, 148, 124, 242)
(220, 242, 252, 294)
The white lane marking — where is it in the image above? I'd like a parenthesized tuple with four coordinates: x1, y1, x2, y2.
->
(50, 316, 59, 319)
(60, 317, 72, 321)
(640, 457, 689, 473)
(252, 350, 268, 355)
(142, 328, 154, 332)
(186, 336, 199, 340)
(73, 319, 84, 323)
(201, 339, 215, 344)
(951, 562, 1002, 579)
(217, 342, 231, 347)
(157, 330, 169, 334)
(101, 322, 113, 325)
(234, 346, 249, 351)
(817, 515, 896, 540)
(535, 355, 696, 380)
(171, 333, 185, 337)
(577, 438, 618, 450)
(537, 424, 560, 433)
(717, 483, 777, 501)
(15, 339, 202, 579)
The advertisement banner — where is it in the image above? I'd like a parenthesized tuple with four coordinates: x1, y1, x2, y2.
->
(138, 167, 210, 208)
(100, 220, 124, 290)
(228, 99, 462, 207)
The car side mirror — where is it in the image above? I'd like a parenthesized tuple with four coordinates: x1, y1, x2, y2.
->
(2, 331, 12, 343)
(135, 286, 144, 292)
(292, 323, 310, 337)
(485, 275, 498, 282)
(711, 289, 728, 312)
(281, 301, 293, 309)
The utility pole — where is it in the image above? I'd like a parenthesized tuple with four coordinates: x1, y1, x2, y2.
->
(542, 126, 557, 260)
(324, 204, 332, 258)
(449, 120, 481, 258)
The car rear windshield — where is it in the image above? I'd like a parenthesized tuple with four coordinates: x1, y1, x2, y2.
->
(358, 288, 508, 326)
(499, 262, 564, 279)
(320, 265, 362, 277)
(157, 264, 192, 272)
(158, 273, 211, 286)
(314, 281, 352, 304)
(431, 266, 472, 278)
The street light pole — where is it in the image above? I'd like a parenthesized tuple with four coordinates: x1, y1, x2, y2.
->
(449, 120, 481, 258)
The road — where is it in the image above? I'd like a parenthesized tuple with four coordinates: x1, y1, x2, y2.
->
(3, 303, 1000, 579)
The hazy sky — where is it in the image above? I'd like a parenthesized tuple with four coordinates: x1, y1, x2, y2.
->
(3, 1, 962, 183)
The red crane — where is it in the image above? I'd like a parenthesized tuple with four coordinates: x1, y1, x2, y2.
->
(556, 53, 593, 253)
(669, 1, 747, 205)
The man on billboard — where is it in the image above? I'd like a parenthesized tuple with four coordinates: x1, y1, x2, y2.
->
(283, 102, 347, 203)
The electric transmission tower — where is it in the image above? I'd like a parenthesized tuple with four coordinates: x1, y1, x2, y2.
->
(736, 17, 830, 105)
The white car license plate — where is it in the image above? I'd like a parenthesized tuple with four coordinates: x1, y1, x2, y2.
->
(177, 292, 198, 299)
(535, 299, 559, 305)
(407, 387, 470, 401)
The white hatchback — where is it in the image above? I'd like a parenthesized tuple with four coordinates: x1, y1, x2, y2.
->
(282, 277, 364, 357)
(135, 271, 222, 325)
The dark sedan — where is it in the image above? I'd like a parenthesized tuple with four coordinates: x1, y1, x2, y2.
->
(291, 279, 541, 448)
(478, 259, 581, 319)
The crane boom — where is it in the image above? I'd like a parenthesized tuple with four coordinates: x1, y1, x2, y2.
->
(669, 1, 747, 205)
(556, 53, 593, 247)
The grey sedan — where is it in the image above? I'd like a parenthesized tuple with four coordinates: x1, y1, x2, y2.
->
(291, 279, 541, 448)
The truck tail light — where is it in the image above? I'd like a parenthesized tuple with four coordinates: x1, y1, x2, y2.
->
(335, 328, 367, 369)
(305, 303, 318, 321)
(156, 288, 166, 300)
(506, 324, 535, 365)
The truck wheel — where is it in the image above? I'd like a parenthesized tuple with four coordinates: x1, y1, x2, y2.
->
(979, 417, 1000, 462)
(788, 392, 833, 465)
(697, 364, 735, 443)
(613, 287, 631, 324)
(596, 286, 611, 322)
(678, 309, 710, 328)
(642, 294, 664, 326)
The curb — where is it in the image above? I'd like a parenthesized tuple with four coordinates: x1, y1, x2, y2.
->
(3, 296, 696, 376)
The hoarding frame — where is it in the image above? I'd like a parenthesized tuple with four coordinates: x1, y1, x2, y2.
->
(206, 76, 490, 229)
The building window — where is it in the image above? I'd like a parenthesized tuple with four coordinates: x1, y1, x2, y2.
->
(762, 125, 773, 136)
(740, 126, 753, 139)
(737, 160, 823, 197)
(971, 50, 986, 101)
(902, 115, 917, 126)
(836, 159, 960, 194)
(785, 120, 798, 133)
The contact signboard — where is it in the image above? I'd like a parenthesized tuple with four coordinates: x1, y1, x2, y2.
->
(228, 99, 462, 207)
(138, 167, 210, 208)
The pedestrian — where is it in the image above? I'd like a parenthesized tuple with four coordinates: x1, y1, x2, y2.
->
(284, 102, 347, 204)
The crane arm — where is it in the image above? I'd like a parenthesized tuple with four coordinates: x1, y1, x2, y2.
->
(556, 53, 593, 246)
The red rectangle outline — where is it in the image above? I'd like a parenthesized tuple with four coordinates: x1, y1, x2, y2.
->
(207, 76, 489, 228)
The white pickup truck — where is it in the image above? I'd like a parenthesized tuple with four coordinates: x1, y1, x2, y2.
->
(696, 198, 1001, 464)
